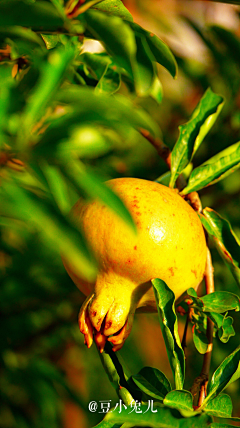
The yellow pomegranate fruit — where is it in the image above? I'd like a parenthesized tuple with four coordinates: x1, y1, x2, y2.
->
(64, 177, 207, 352)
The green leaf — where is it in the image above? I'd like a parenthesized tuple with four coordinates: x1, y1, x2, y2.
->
(200, 208, 240, 286)
(93, 421, 122, 428)
(91, 0, 133, 21)
(128, 22, 177, 78)
(41, 34, 60, 50)
(201, 292, 240, 313)
(95, 65, 121, 95)
(150, 75, 163, 104)
(193, 327, 209, 354)
(132, 367, 171, 400)
(181, 141, 240, 195)
(218, 316, 235, 343)
(61, 161, 137, 234)
(0, 0, 66, 31)
(201, 345, 240, 407)
(163, 390, 193, 412)
(1, 182, 97, 281)
(152, 279, 185, 390)
(105, 403, 181, 428)
(133, 34, 156, 96)
(170, 88, 224, 188)
(38, 162, 71, 214)
(204, 394, 233, 418)
(0, 26, 45, 48)
(102, 404, 212, 428)
(56, 86, 160, 137)
(188, 289, 240, 313)
(18, 46, 75, 148)
(80, 52, 111, 80)
(84, 10, 136, 83)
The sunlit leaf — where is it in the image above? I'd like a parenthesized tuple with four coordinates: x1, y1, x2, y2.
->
(91, 0, 133, 21)
(200, 208, 240, 286)
(152, 279, 185, 390)
(187, 289, 240, 313)
(163, 390, 193, 413)
(181, 141, 240, 195)
(204, 394, 233, 418)
(170, 88, 224, 188)
(201, 345, 240, 407)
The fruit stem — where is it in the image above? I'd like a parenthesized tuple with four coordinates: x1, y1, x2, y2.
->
(96, 341, 138, 405)
(190, 248, 214, 408)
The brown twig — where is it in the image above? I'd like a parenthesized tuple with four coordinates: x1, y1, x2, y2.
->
(191, 248, 214, 408)
(139, 129, 171, 170)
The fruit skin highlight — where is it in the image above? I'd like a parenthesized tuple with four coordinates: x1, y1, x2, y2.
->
(63, 177, 207, 352)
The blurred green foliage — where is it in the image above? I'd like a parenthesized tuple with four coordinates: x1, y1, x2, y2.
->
(0, 0, 240, 427)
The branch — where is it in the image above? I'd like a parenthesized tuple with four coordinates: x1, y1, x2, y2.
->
(191, 248, 214, 408)
(139, 129, 171, 170)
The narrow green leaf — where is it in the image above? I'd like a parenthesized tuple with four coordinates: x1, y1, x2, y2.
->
(91, 0, 133, 21)
(132, 367, 171, 400)
(61, 161, 137, 234)
(193, 327, 209, 354)
(170, 88, 224, 188)
(201, 345, 240, 407)
(39, 162, 71, 214)
(0, 26, 45, 48)
(204, 394, 233, 418)
(152, 279, 185, 390)
(150, 75, 163, 104)
(128, 22, 177, 78)
(1, 182, 97, 281)
(0, 0, 66, 30)
(181, 141, 240, 195)
(163, 390, 193, 412)
(19, 46, 75, 148)
(134, 35, 156, 96)
(84, 10, 136, 81)
(56, 87, 160, 137)
(199, 208, 240, 286)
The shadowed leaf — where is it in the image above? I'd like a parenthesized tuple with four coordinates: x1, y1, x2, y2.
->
(152, 279, 185, 390)
(170, 88, 224, 188)
(132, 367, 171, 400)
